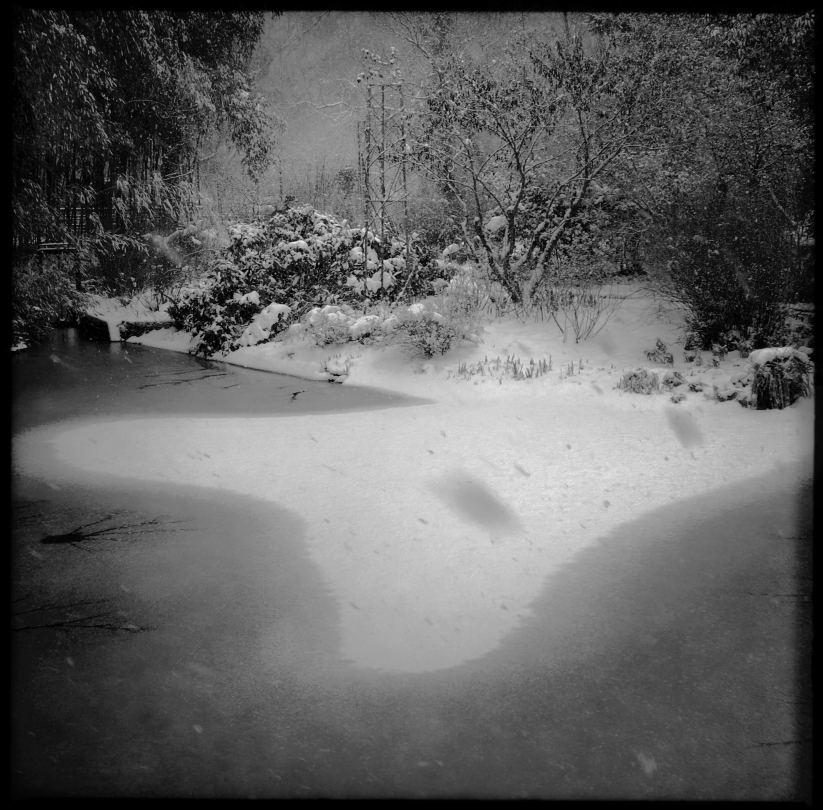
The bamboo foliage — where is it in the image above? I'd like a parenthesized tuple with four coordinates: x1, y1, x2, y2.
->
(13, 9, 277, 261)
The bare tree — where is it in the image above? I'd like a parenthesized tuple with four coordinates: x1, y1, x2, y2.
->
(398, 15, 678, 306)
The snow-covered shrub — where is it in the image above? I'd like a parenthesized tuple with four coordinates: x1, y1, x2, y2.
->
(437, 262, 514, 320)
(302, 304, 361, 347)
(390, 303, 458, 359)
(711, 385, 739, 402)
(679, 336, 699, 363)
(651, 184, 800, 351)
(236, 302, 291, 348)
(297, 304, 397, 348)
(90, 220, 221, 304)
(785, 306, 815, 349)
(645, 338, 674, 365)
(323, 352, 357, 380)
(432, 264, 492, 340)
(441, 242, 470, 264)
(749, 348, 814, 410)
(169, 206, 446, 357)
(660, 370, 686, 390)
(169, 207, 362, 355)
(730, 367, 754, 388)
(618, 368, 659, 394)
(736, 387, 754, 408)
(349, 313, 384, 341)
(387, 231, 451, 300)
(670, 390, 687, 404)
(737, 337, 754, 358)
(169, 260, 288, 357)
(12, 255, 88, 346)
(710, 340, 729, 367)
(683, 336, 700, 363)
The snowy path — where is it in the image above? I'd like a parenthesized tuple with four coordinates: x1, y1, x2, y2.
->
(15, 382, 813, 673)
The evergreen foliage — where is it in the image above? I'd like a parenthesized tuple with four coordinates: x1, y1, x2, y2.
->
(13, 9, 276, 258)
(12, 256, 88, 346)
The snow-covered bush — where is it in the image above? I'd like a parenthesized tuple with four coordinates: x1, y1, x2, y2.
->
(236, 302, 291, 348)
(618, 368, 659, 394)
(645, 338, 674, 365)
(169, 205, 452, 357)
(737, 337, 754, 359)
(749, 347, 814, 410)
(709, 342, 728, 367)
(661, 235, 748, 350)
(291, 303, 399, 348)
(302, 304, 363, 347)
(711, 384, 740, 402)
(651, 182, 801, 352)
(390, 303, 459, 359)
(12, 255, 88, 346)
(729, 367, 754, 388)
(784, 305, 815, 350)
(429, 264, 493, 342)
(736, 387, 755, 408)
(711, 342, 728, 361)
(169, 260, 287, 357)
(660, 369, 685, 390)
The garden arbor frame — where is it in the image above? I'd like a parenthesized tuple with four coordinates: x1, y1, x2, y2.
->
(356, 49, 413, 291)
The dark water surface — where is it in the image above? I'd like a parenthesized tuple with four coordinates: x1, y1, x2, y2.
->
(11, 327, 431, 435)
(11, 330, 812, 799)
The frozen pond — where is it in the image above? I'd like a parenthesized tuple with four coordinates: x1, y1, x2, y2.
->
(11, 330, 812, 800)
(12, 327, 431, 435)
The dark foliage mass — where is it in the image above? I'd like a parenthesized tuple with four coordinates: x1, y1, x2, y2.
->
(12, 255, 88, 346)
(752, 354, 813, 410)
(12, 8, 277, 332)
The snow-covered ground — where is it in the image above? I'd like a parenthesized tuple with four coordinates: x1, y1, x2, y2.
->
(15, 287, 814, 674)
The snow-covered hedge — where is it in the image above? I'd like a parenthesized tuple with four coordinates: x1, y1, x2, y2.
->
(169, 205, 453, 357)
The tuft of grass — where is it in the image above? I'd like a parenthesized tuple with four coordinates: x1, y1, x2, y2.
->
(449, 354, 551, 382)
